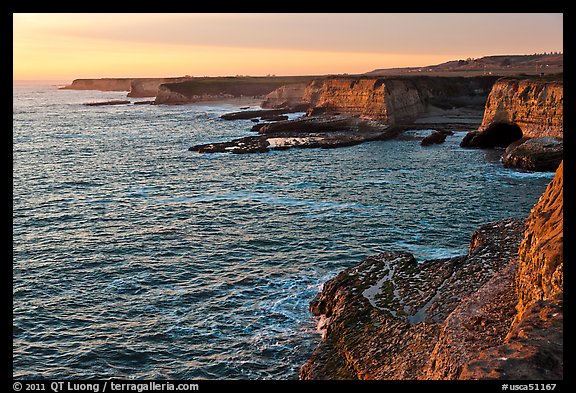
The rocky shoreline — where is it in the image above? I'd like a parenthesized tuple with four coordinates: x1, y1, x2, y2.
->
(187, 75, 562, 173)
(301, 162, 563, 380)
(274, 75, 563, 380)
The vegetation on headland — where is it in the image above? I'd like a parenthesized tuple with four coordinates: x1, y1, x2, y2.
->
(162, 75, 319, 98)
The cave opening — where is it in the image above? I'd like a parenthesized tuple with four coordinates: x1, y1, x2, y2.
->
(481, 122, 524, 147)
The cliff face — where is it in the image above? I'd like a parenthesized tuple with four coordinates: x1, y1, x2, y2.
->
(60, 76, 194, 97)
(480, 79, 563, 138)
(299, 76, 497, 123)
(301, 162, 563, 380)
(459, 161, 563, 379)
(127, 77, 192, 97)
(307, 78, 425, 122)
(60, 78, 133, 91)
(260, 83, 310, 109)
(515, 161, 563, 315)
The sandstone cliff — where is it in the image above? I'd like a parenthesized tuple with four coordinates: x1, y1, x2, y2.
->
(301, 162, 563, 380)
(479, 78, 563, 138)
(515, 161, 563, 315)
(302, 76, 497, 123)
(60, 78, 133, 91)
(461, 78, 563, 171)
(127, 77, 193, 97)
(260, 83, 310, 109)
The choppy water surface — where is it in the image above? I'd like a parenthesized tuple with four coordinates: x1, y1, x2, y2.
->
(13, 83, 554, 379)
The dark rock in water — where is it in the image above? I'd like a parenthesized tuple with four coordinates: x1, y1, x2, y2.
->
(133, 100, 155, 105)
(191, 115, 402, 154)
(260, 114, 289, 121)
(460, 122, 523, 148)
(502, 137, 563, 172)
(300, 218, 526, 380)
(220, 108, 288, 120)
(83, 100, 131, 106)
(189, 136, 270, 154)
(221, 107, 302, 120)
(251, 119, 260, 123)
(250, 123, 266, 132)
(421, 130, 448, 146)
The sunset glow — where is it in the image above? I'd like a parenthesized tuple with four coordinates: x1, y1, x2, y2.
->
(13, 13, 563, 81)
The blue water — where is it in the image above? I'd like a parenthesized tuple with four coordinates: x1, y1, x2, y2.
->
(12, 82, 555, 379)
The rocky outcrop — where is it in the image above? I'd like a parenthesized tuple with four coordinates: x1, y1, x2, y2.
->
(460, 78, 563, 171)
(127, 77, 192, 97)
(300, 218, 526, 379)
(502, 137, 563, 172)
(220, 107, 307, 121)
(420, 130, 452, 146)
(83, 100, 131, 106)
(479, 78, 563, 138)
(60, 78, 133, 91)
(301, 162, 563, 380)
(190, 116, 400, 154)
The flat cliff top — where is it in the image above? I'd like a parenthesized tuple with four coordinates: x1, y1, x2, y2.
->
(496, 73, 563, 82)
(162, 76, 316, 92)
(366, 54, 563, 77)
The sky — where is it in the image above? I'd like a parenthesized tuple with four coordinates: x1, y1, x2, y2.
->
(13, 13, 563, 81)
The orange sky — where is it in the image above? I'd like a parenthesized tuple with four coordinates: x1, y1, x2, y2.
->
(13, 13, 563, 81)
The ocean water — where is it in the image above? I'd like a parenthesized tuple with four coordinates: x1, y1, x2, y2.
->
(12, 82, 555, 380)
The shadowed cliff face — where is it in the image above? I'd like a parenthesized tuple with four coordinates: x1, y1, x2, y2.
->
(301, 162, 563, 380)
(480, 79, 563, 138)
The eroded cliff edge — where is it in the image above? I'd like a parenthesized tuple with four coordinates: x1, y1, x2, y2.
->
(300, 162, 563, 380)
(479, 78, 563, 138)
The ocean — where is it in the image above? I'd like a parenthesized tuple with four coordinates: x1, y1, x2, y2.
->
(12, 82, 554, 379)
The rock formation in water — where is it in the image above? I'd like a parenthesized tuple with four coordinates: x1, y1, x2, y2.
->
(83, 100, 131, 106)
(502, 137, 563, 172)
(460, 77, 563, 171)
(301, 162, 563, 380)
(190, 115, 401, 154)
